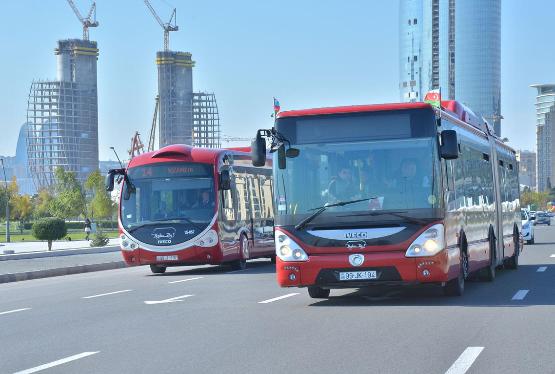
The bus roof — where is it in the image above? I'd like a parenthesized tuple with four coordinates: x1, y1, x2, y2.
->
(128, 144, 250, 168)
(277, 102, 432, 119)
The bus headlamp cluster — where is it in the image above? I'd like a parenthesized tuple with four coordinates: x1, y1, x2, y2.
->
(195, 230, 219, 248)
(120, 234, 138, 251)
(275, 230, 308, 262)
(405, 224, 445, 257)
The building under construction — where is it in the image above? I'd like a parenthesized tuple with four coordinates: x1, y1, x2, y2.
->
(193, 92, 220, 148)
(26, 39, 99, 188)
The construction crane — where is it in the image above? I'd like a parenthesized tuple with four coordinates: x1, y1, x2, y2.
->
(66, 0, 99, 41)
(222, 135, 253, 143)
(148, 95, 160, 152)
(128, 131, 145, 160)
(144, 0, 179, 51)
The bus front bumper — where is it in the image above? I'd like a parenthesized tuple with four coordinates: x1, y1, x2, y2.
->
(121, 245, 222, 266)
(276, 249, 458, 288)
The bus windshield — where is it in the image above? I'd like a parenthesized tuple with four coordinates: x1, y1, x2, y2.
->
(274, 137, 441, 226)
(120, 162, 216, 245)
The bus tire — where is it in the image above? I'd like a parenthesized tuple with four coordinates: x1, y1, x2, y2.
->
(231, 235, 249, 270)
(506, 232, 519, 270)
(483, 235, 496, 282)
(270, 255, 276, 264)
(150, 264, 166, 274)
(308, 286, 330, 299)
(443, 247, 467, 297)
(528, 236, 535, 245)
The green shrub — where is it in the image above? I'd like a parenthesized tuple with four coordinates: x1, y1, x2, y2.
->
(90, 230, 109, 247)
(32, 218, 67, 251)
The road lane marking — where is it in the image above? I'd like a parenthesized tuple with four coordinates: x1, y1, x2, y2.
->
(168, 277, 204, 284)
(551, 254, 555, 258)
(258, 293, 300, 304)
(511, 289, 529, 300)
(445, 346, 484, 374)
(82, 290, 132, 299)
(537, 266, 547, 272)
(0, 308, 31, 316)
(13, 351, 99, 374)
(144, 294, 194, 305)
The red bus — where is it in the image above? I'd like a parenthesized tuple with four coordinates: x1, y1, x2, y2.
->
(106, 144, 274, 273)
(251, 100, 521, 297)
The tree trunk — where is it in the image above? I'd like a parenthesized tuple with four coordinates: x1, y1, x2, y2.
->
(48, 240, 52, 251)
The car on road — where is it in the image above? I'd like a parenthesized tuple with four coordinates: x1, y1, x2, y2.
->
(535, 211, 551, 225)
(521, 210, 535, 244)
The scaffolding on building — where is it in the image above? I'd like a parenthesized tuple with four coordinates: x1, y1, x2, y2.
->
(192, 92, 221, 148)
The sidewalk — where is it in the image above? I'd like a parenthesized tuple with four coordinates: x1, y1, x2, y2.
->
(0, 238, 120, 255)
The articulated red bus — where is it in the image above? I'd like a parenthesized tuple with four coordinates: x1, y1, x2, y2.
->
(252, 100, 521, 297)
(106, 144, 274, 274)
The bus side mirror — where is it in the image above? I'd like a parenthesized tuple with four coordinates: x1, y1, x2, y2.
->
(251, 133, 266, 167)
(219, 170, 231, 190)
(440, 130, 459, 159)
(105, 172, 115, 192)
(278, 144, 286, 169)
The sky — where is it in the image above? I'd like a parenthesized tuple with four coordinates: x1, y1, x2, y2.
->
(0, 0, 553, 161)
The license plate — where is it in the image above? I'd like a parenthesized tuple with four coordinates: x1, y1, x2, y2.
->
(156, 255, 178, 261)
(339, 270, 377, 281)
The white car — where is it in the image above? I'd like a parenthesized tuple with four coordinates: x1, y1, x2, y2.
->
(521, 210, 535, 244)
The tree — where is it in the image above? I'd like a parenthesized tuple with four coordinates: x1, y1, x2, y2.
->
(32, 218, 67, 251)
(49, 167, 86, 219)
(33, 188, 54, 218)
(521, 190, 550, 210)
(12, 194, 33, 234)
(85, 170, 115, 222)
(0, 176, 18, 220)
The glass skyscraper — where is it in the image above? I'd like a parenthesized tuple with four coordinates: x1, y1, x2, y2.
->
(399, 0, 502, 135)
(531, 84, 555, 191)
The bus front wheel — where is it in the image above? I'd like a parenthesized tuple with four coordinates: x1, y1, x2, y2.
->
(443, 248, 467, 296)
(150, 264, 166, 274)
(308, 286, 330, 299)
(231, 235, 249, 270)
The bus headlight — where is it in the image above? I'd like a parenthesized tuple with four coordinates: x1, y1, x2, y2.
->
(405, 224, 445, 257)
(275, 230, 308, 262)
(196, 230, 219, 248)
(120, 234, 138, 251)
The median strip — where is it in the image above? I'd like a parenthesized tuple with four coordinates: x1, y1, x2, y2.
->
(537, 266, 547, 272)
(511, 289, 529, 301)
(13, 351, 99, 374)
(82, 290, 132, 299)
(168, 277, 204, 284)
(445, 346, 484, 374)
(258, 293, 299, 304)
(0, 308, 31, 316)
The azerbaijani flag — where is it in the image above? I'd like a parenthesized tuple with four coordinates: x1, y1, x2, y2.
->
(424, 89, 441, 108)
(273, 97, 281, 114)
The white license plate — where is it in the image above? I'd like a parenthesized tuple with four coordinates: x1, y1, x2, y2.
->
(156, 255, 178, 261)
(339, 270, 377, 281)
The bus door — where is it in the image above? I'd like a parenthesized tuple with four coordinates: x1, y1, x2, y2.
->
(488, 137, 504, 263)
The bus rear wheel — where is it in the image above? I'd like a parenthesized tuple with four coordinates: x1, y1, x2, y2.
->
(482, 236, 496, 282)
(231, 235, 249, 270)
(505, 233, 519, 270)
(150, 264, 166, 274)
(308, 286, 330, 299)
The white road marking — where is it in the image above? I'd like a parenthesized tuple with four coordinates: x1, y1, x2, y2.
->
(445, 347, 484, 374)
(551, 254, 555, 258)
(0, 308, 31, 316)
(168, 277, 204, 284)
(537, 266, 547, 272)
(144, 294, 194, 305)
(13, 351, 99, 374)
(82, 290, 132, 299)
(511, 289, 529, 300)
(258, 293, 300, 304)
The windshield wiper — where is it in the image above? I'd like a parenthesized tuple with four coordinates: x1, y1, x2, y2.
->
(295, 198, 375, 231)
(127, 217, 203, 233)
(338, 210, 429, 225)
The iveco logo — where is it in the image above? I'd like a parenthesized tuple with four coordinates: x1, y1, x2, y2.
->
(349, 254, 364, 267)
(345, 232, 368, 239)
(346, 240, 367, 250)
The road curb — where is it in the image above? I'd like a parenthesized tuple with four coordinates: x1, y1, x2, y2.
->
(0, 246, 120, 261)
(0, 261, 127, 284)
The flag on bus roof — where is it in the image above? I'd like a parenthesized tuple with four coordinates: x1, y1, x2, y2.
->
(424, 89, 441, 108)
(273, 97, 281, 115)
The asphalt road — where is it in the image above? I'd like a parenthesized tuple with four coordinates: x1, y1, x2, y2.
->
(1, 226, 555, 374)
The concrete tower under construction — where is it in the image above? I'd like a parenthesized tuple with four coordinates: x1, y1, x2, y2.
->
(26, 39, 99, 188)
(157, 51, 195, 148)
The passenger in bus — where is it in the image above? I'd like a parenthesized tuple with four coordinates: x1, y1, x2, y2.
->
(194, 190, 215, 209)
(327, 167, 360, 202)
(394, 158, 430, 207)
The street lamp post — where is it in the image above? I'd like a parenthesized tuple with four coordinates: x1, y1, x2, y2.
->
(0, 159, 10, 243)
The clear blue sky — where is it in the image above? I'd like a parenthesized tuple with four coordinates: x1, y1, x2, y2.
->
(0, 0, 553, 160)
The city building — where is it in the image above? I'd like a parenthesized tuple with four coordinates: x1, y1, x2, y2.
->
(516, 150, 537, 190)
(0, 123, 36, 195)
(531, 84, 555, 191)
(26, 39, 99, 188)
(399, 0, 502, 135)
(193, 92, 221, 148)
